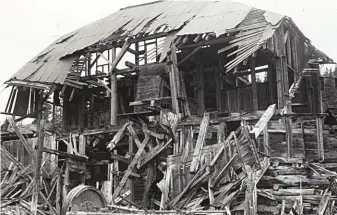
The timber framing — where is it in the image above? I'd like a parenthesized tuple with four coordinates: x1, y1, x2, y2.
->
(1, 1, 336, 215)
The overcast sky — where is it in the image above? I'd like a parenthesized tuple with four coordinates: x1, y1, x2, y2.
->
(0, 0, 336, 118)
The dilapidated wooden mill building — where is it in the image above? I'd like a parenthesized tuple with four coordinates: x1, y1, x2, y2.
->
(1, 1, 337, 214)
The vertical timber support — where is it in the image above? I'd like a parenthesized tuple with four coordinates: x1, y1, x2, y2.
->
(110, 48, 117, 125)
(215, 67, 222, 112)
(286, 114, 293, 159)
(167, 45, 180, 114)
(316, 117, 324, 161)
(128, 135, 134, 202)
(276, 58, 284, 109)
(245, 165, 257, 215)
(268, 61, 275, 105)
(250, 56, 258, 112)
(108, 38, 131, 125)
(197, 64, 205, 115)
(32, 91, 45, 215)
(263, 126, 269, 155)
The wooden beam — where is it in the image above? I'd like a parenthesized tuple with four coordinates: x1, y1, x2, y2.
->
(125, 61, 135, 69)
(127, 124, 145, 149)
(97, 79, 112, 94)
(8, 117, 36, 158)
(32, 94, 45, 215)
(250, 104, 276, 139)
(166, 46, 180, 114)
(138, 139, 172, 168)
(250, 57, 258, 112)
(42, 148, 87, 162)
(245, 165, 257, 215)
(317, 117, 324, 161)
(268, 63, 275, 105)
(286, 114, 293, 159)
(190, 113, 210, 173)
(276, 57, 285, 109)
(112, 135, 150, 200)
(177, 46, 202, 66)
(210, 154, 237, 188)
(110, 47, 117, 125)
(263, 126, 269, 155)
(106, 122, 130, 150)
(128, 134, 134, 202)
(215, 67, 222, 112)
(178, 35, 234, 50)
(107, 38, 131, 75)
(317, 189, 332, 215)
(41, 85, 57, 104)
(197, 64, 205, 115)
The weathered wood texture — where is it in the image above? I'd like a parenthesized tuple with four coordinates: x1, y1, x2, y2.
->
(1, 135, 57, 174)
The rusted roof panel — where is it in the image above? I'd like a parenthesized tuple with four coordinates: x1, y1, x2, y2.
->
(8, 0, 286, 85)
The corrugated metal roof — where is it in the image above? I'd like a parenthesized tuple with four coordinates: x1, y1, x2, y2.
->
(8, 0, 285, 85)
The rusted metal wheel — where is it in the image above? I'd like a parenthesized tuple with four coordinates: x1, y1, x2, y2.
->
(61, 185, 107, 215)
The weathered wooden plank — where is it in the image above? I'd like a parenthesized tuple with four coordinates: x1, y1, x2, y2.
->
(110, 47, 117, 125)
(42, 148, 87, 161)
(190, 113, 210, 173)
(8, 117, 35, 160)
(317, 189, 332, 215)
(259, 175, 329, 187)
(107, 122, 130, 150)
(139, 139, 172, 168)
(181, 127, 193, 164)
(171, 164, 207, 206)
(112, 134, 150, 200)
(250, 104, 276, 139)
(127, 124, 144, 149)
(316, 117, 324, 161)
(32, 112, 45, 215)
(158, 165, 172, 210)
(210, 154, 238, 188)
(250, 57, 258, 112)
(166, 45, 180, 114)
(286, 116, 293, 159)
(258, 188, 315, 196)
(245, 165, 257, 215)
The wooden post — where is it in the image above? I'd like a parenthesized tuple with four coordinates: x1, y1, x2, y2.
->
(78, 92, 85, 130)
(245, 166, 257, 215)
(286, 115, 293, 159)
(128, 134, 134, 202)
(251, 56, 258, 112)
(63, 159, 70, 199)
(110, 47, 117, 125)
(197, 64, 205, 115)
(268, 62, 274, 105)
(107, 163, 114, 204)
(317, 117, 324, 161)
(217, 122, 227, 161)
(113, 149, 119, 191)
(263, 126, 269, 155)
(215, 67, 222, 112)
(300, 117, 306, 159)
(56, 168, 62, 212)
(276, 58, 284, 109)
(190, 113, 210, 173)
(170, 45, 181, 98)
(167, 46, 180, 114)
(31, 91, 45, 215)
(52, 98, 56, 131)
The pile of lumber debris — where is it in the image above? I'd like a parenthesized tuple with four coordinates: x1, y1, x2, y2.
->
(1, 145, 59, 215)
(96, 106, 337, 215)
(100, 108, 272, 213)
